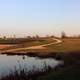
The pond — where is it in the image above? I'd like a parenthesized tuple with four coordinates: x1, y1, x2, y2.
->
(0, 54, 63, 76)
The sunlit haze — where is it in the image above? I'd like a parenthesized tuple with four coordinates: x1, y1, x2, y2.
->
(0, 0, 80, 37)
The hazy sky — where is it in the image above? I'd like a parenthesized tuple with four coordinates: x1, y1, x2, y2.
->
(0, 0, 80, 37)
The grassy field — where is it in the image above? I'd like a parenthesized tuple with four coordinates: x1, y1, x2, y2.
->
(46, 38, 80, 52)
(16, 38, 80, 54)
(0, 38, 80, 80)
(1, 38, 80, 54)
(0, 37, 56, 51)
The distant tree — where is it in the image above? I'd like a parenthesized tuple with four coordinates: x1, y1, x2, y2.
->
(0, 34, 2, 39)
(13, 35, 16, 38)
(27, 36, 31, 39)
(46, 35, 50, 38)
(50, 35, 54, 38)
(35, 35, 40, 41)
(36, 35, 39, 39)
(3, 36, 6, 39)
(78, 35, 80, 38)
(32, 36, 36, 39)
(61, 31, 66, 38)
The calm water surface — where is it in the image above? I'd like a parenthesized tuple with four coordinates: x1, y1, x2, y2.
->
(0, 54, 62, 76)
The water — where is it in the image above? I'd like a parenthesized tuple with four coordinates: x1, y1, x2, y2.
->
(0, 54, 62, 76)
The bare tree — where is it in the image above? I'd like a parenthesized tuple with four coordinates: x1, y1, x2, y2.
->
(13, 35, 16, 38)
(61, 31, 66, 38)
(3, 36, 6, 40)
(36, 35, 39, 38)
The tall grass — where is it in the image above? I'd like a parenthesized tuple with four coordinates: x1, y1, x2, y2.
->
(0, 61, 57, 80)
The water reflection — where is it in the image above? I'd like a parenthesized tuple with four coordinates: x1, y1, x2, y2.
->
(0, 54, 62, 76)
(22, 55, 25, 60)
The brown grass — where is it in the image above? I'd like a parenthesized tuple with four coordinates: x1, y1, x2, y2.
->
(0, 45, 14, 49)
(1, 38, 80, 54)
(47, 38, 80, 52)
(0, 38, 56, 51)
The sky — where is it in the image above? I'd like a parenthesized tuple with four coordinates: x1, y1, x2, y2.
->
(0, 0, 80, 37)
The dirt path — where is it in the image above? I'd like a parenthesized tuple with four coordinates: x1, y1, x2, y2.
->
(1, 38, 62, 53)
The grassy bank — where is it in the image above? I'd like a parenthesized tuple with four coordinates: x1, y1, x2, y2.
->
(47, 38, 80, 52)
(37, 52, 80, 80)
(0, 37, 56, 51)
(1, 51, 80, 80)
(1, 38, 80, 80)
(2, 38, 80, 53)
(0, 60, 58, 80)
